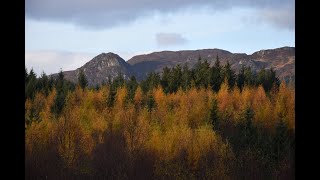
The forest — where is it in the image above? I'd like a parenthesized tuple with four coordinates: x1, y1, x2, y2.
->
(25, 57, 295, 179)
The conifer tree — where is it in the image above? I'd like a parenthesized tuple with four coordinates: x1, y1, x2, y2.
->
(237, 66, 246, 91)
(210, 98, 219, 131)
(25, 68, 37, 100)
(51, 69, 66, 117)
(126, 76, 138, 102)
(223, 61, 236, 89)
(78, 69, 88, 90)
(181, 63, 192, 91)
(238, 106, 256, 148)
(161, 67, 171, 94)
(211, 55, 223, 92)
(146, 92, 155, 112)
(274, 115, 289, 161)
(39, 71, 49, 96)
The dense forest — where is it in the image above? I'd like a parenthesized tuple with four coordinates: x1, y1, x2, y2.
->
(25, 57, 295, 179)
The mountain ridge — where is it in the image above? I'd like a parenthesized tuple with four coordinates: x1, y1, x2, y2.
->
(51, 47, 295, 86)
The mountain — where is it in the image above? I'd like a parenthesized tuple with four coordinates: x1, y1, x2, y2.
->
(127, 47, 295, 81)
(51, 47, 295, 86)
(52, 52, 132, 86)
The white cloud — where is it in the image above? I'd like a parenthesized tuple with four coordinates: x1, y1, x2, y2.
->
(26, 0, 294, 30)
(156, 33, 187, 47)
(259, 5, 295, 30)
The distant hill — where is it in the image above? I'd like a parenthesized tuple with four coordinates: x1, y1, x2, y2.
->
(51, 47, 295, 86)
(127, 47, 295, 82)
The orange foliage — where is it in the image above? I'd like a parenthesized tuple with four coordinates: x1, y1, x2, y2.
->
(252, 86, 273, 128)
(26, 81, 294, 178)
(275, 83, 295, 130)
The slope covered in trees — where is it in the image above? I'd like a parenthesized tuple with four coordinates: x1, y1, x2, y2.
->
(25, 57, 294, 179)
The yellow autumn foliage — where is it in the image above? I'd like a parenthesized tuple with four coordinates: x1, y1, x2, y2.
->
(26, 82, 294, 178)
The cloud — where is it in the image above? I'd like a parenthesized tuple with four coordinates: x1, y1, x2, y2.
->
(26, 0, 294, 30)
(156, 33, 187, 47)
(25, 50, 95, 76)
(259, 5, 295, 30)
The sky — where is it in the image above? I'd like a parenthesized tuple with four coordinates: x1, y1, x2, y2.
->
(25, 0, 295, 76)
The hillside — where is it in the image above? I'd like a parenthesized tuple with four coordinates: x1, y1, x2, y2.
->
(51, 47, 295, 86)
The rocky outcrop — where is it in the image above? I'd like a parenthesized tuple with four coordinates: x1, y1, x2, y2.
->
(51, 52, 133, 86)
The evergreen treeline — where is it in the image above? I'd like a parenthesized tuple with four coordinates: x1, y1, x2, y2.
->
(25, 57, 294, 179)
(140, 57, 280, 94)
(25, 56, 280, 101)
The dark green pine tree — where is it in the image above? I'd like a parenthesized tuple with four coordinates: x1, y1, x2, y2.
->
(25, 67, 28, 83)
(257, 67, 280, 92)
(48, 76, 54, 92)
(106, 73, 123, 108)
(266, 68, 280, 93)
(257, 67, 266, 85)
(78, 69, 88, 90)
(209, 98, 219, 131)
(25, 68, 37, 100)
(202, 59, 211, 88)
(273, 114, 289, 162)
(237, 66, 246, 91)
(126, 75, 138, 102)
(38, 71, 49, 96)
(160, 66, 171, 94)
(194, 57, 210, 89)
(51, 69, 66, 118)
(106, 85, 116, 108)
(113, 72, 125, 89)
(243, 66, 255, 86)
(181, 63, 192, 91)
(56, 68, 64, 90)
(172, 64, 182, 92)
(223, 61, 236, 89)
(193, 56, 202, 88)
(146, 92, 156, 112)
(140, 80, 148, 94)
(239, 106, 256, 148)
(142, 72, 160, 93)
(210, 55, 223, 92)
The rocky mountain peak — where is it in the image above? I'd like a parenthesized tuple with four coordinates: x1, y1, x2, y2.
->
(85, 52, 126, 68)
(50, 52, 132, 87)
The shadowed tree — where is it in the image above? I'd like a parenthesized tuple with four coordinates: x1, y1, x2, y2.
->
(51, 69, 67, 117)
(181, 63, 192, 91)
(237, 66, 246, 91)
(274, 114, 290, 162)
(160, 66, 171, 94)
(209, 97, 219, 131)
(78, 69, 88, 90)
(210, 55, 223, 92)
(25, 68, 37, 100)
(223, 61, 236, 89)
(126, 75, 138, 103)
